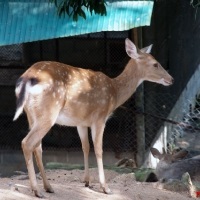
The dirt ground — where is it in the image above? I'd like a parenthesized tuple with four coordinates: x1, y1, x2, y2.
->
(0, 168, 196, 200)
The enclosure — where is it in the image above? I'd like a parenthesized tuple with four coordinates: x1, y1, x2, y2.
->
(0, 0, 200, 181)
(0, 1, 200, 199)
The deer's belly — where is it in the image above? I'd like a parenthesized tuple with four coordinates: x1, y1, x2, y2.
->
(55, 111, 89, 127)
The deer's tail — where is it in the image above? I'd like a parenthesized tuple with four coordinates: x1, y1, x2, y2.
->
(13, 77, 39, 121)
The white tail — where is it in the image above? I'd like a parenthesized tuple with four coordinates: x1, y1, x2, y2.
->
(14, 38, 173, 197)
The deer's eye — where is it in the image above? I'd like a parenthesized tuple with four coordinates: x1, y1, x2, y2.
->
(154, 63, 159, 68)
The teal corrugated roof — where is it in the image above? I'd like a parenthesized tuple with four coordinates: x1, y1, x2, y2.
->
(0, 1, 154, 46)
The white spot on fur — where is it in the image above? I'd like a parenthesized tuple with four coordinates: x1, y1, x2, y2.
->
(101, 100, 106, 104)
(36, 69, 41, 74)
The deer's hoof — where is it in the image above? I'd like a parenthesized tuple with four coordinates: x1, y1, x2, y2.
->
(84, 181, 90, 187)
(46, 185, 54, 193)
(34, 190, 44, 198)
(102, 187, 112, 194)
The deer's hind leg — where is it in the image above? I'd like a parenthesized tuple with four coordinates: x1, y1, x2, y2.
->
(22, 107, 59, 197)
(34, 143, 54, 193)
(22, 123, 52, 197)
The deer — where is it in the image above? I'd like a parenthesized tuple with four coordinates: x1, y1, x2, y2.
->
(13, 38, 173, 198)
(149, 147, 200, 182)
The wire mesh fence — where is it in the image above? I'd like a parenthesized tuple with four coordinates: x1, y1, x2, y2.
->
(167, 97, 200, 158)
(1, 88, 200, 160)
(0, 44, 23, 67)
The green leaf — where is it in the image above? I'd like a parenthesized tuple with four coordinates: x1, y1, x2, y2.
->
(65, 5, 70, 16)
(73, 12, 78, 21)
(49, 0, 107, 21)
(79, 9, 86, 20)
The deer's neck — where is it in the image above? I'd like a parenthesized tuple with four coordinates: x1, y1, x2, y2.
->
(112, 59, 144, 108)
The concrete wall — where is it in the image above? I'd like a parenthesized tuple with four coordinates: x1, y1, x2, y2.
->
(0, 150, 133, 177)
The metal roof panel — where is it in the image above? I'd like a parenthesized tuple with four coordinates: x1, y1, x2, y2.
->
(0, 0, 154, 45)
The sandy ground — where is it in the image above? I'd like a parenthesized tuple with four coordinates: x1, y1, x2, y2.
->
(0, 168, 196, 200)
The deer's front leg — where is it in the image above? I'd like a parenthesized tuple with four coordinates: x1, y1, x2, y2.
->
(77, 126, 90, 187)
(91, 122, 111, 194)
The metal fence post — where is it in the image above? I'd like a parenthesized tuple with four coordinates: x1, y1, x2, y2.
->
(135, 84, 145, 167)
(132, 28, 145, 167)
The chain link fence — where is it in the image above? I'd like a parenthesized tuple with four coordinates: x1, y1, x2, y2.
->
(167, 97, 200, 158)
(0, 32, 199, 164)
(1, 88, 200, 158)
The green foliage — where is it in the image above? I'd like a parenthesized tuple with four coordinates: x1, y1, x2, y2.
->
(49, 0, 107, 21)
(190, 0, 200, 8)
(132, 168, 155, 182)
(190, 0, 200, 19)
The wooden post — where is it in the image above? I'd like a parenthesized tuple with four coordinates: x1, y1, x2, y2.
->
(132, 28, 146, 167)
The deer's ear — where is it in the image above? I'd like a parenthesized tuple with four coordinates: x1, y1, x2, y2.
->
(150, 148, 162, 160)
(140, 44, 153, 54)
(173, 150, 188, 161)
(125, 38, 139, 59)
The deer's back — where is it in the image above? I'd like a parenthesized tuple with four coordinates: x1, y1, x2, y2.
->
(156, 158, 200, 181)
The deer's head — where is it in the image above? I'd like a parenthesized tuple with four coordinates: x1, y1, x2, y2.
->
(150, 147, 188, 164)
(125, 38, 174, 86)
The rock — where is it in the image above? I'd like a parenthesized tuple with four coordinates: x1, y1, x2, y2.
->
(156, 172, 197, 198)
